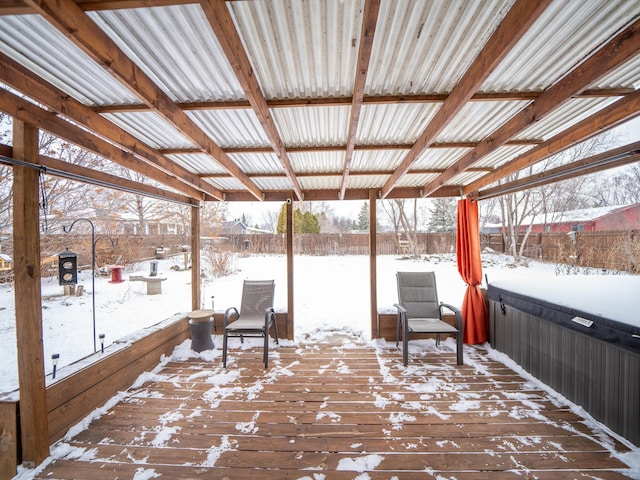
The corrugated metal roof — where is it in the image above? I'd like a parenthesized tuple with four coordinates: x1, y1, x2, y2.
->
(346, 174, 389, 190)
(167, 153, 224, 175)
(594, 55, 640, 89)
(351, 149, 407, 172)
(289, 151, 344, 174)
(518, 98, 619, 141)
(367, 0, 514, 95)
(412, 148, 470, 171)
(102, 112, 197, 150)
(482, 0, 640, 91)
(229, 153, 284, 175)
(187, 110, 271, 148)
(436, 101, 530, 143)
(271, 106, 350, 147)
(299, 175, 342, 191)
(472, 145, 535, 170)
(253, 176, 294, 192)
(228, 0, 364, 99)
(89, 5, 246, 103)
(396, 172, 441, 188)
(358, 103, 441, 144)
(0, 14, 139, 106)
(0, 0, 637, 203)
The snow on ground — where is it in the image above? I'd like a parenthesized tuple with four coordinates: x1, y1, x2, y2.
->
(1, 251, 636, 394)
(12, 330, 640, 480)
(0, 252, 550, 394)
(3, 252, 640, 478)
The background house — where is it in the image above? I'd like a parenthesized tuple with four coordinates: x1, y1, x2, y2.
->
(517, 204, 640, 233)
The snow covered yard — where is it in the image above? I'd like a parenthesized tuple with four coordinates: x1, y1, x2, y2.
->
(3, 252, 640, 479)
(18, 330, 640, 479)
(1, 252, 558, 393)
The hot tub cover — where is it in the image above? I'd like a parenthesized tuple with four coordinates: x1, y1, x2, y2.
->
(488, 276, 640, 354)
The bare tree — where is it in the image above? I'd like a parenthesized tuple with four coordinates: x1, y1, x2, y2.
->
(498, 132, 620, 262)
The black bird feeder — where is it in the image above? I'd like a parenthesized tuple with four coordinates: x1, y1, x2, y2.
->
(57, 248, 78, 286)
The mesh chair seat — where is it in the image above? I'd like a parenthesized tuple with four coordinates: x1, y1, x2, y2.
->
(407, 318, 459, 333)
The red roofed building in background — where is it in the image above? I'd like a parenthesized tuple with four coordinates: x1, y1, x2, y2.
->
(512, 204, 640, 233)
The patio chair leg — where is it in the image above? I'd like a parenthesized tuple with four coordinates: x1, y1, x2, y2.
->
(456, 333, 464, 365)
(222, 332, 228, 368)
(264, 331, 269, 368)
(273, 313, 279, 345)
(402, 317, 409, 367)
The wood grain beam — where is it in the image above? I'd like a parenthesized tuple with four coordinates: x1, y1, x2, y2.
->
(340, 0, 381, 200)
(0, 143, 195, 205)
(463, 88, 640, 195)
(0, 88, 212, 201)
(162, 139, 540, 156)
(25, 0, 263, 200)
(473, 142, 640, 201)
(380, 0, 553, 198)
(425, 17, 640, 198)
(91, 88, 634, 113)
(199, 0, 303, 201)
(221, 185, 460, 203)
(12, 120, 50, 466)
(0, 51, 219, 200)
(197, 166, 492, 179)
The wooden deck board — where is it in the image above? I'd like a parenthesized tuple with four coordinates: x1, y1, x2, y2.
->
(33, 334, 634, 479)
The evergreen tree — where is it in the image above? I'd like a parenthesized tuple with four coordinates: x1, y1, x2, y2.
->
(276, 203, 287, 233)
(356, 202, 369, 230)
(428, 198, 457, 232)
(302, 211, 321, 233)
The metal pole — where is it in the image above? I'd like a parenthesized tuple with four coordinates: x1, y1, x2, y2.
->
(64, 219, 119, 353)
(64, 218, 97, 352)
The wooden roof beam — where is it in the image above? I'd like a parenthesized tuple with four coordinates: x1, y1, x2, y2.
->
(198, 166, 493, 179)
(0, 51, 220, 200)
(463, 88, 640, 195)
(424, 17, 640, 198)
(340, 0, 381, 200)
(161, 139, 541, 156)
(91, 88, 634, 113)
(25, 0, 263, 200)
(473, 141, 640, 201)
(0, 88, 211, 201)
(380, 0, 553, 198)
(0, 143, 196, 205)
(199, 0, 303, 201)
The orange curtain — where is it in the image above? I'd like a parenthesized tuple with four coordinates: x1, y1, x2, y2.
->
(456, 198, 489, 344)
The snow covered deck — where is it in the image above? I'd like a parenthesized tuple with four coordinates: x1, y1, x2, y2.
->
(28, 332, 636, 479)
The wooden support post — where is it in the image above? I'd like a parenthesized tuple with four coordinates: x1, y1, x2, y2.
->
(191, 202, 201, 311)
(286, 198, 294, 340)
(12, 120, 49, 466)
(369, 189, 378, 339)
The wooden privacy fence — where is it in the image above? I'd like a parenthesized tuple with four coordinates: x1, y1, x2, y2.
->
(1, 230, 637, 277)
(218, 232, 458, 256)
(222, 230, 639, 273)
(482, 230, 639, 273)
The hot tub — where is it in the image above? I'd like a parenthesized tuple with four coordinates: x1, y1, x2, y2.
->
(488, 276, 640, 446)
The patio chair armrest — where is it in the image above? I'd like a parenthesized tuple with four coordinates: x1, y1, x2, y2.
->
(394, 303, 407, 314)
(440, 302, 463, 331)
(264, 307, 275, 328)
(224, 307, 239, 328)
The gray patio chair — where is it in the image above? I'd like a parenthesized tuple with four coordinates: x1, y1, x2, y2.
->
(223, 279, 279, 368)
(395, 271, 463, 366)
